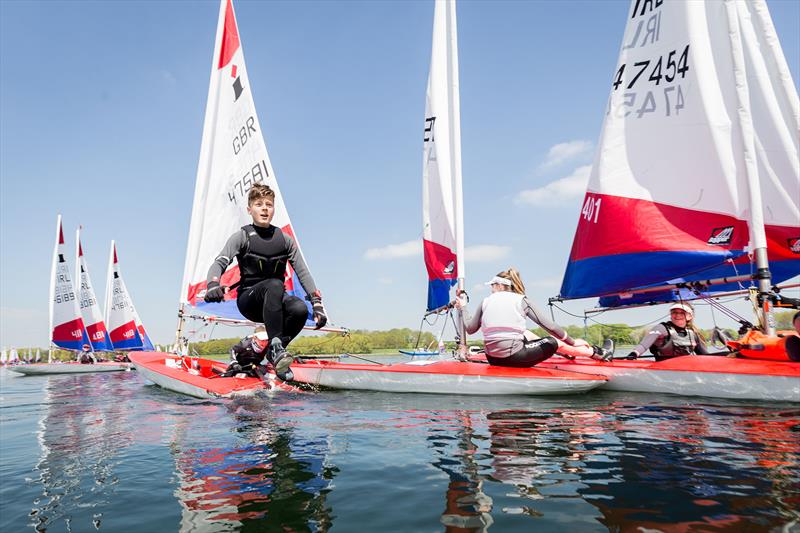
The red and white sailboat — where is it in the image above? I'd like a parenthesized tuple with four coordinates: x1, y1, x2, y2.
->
(13, 216, 130, 375)
(545, 0, 799, 402)
(131, 0, 336, 397)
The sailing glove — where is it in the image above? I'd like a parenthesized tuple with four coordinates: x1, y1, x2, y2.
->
(312, 302, 327, 330)
(204, 281, 225, 303)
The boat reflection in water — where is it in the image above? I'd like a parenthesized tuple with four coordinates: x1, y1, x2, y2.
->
(30, 372, 136, 531)
(167, 401, 337, 532)
(479, 399, 799, 531)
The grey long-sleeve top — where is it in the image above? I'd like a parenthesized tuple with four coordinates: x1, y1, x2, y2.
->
(206, 226, 318, 297)
(461, 294, 575, 359)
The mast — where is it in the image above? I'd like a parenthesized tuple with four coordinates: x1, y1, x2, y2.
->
(724, 0, 774, 334)
(445, 0, 467, 356)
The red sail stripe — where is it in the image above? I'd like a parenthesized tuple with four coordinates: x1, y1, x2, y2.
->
(218, 0, 240, 69)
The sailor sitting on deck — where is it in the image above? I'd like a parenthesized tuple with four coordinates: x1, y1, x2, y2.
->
(625, 303, 711, 361)
(203, 183, 326, 381)
(454, 268, 614, 367)
(78, 344, 96, 364)
(217, 326, 275, 378)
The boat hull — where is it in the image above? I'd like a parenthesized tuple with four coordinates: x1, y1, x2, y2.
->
(290, 359, 606, 395)
(543, 355, 800, 402)
(129, 352, 295, 399)
(10, 361, 132, 375)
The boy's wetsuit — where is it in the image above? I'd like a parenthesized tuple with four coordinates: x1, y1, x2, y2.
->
(207, 224, 319, 347)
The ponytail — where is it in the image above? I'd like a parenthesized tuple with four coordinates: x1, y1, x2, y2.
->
(497, 268, 526, 295)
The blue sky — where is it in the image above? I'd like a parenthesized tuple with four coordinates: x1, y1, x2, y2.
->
(1, 0, 798, 348)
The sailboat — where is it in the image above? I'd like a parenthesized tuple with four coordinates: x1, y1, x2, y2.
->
(13, 216, 130, 375)
(103, 241, 155, 352)
(543, 0, 799, 401)
(286, 0, 606, 396)
(130, 0, 334, 398)
(0, 347, 7, 366)
(75, 227, 113, 352)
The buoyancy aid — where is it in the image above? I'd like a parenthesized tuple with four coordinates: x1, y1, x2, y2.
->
(237, 225, 289, 290)
(650, 322, 698, 359)
(480, 292, 527, 341)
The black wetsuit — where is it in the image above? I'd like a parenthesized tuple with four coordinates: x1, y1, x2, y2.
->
(207, 224, 318, 347)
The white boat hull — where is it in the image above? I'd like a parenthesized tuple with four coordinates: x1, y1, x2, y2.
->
(545, 356, 800, 402)
(10, 362, 132, 375)
(290, 360, 606, 396)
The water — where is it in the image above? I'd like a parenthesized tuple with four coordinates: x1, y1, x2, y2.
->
(1, 367, 798, 532)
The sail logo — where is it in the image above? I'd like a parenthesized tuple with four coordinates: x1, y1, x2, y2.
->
(789, 237, 800, 254)
(231, 64, 244, 101)
(707, 226, 734, 246)
(443, 261, 454, 275)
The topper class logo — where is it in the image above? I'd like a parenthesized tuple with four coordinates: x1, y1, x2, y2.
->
(708, 226, 734, 246)
(789, 237, 800, 254)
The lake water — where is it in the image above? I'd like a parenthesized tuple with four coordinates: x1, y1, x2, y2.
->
(1, 366, 798, 532)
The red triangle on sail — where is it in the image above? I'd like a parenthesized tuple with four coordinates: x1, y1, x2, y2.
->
(218, 0, 240, 69)
(58, 223, 64, 245)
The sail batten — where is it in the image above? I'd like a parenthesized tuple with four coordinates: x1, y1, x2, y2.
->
(559, 0, 799, 305)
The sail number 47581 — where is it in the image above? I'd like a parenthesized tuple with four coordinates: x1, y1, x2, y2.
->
(581, 196, 602, 224)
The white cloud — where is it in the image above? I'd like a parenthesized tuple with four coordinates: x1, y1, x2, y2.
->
(538, 140, 593, 171)
(364, 240, 421, 260)
(516, 165, 592, 207)
(465, 245, 511, 262)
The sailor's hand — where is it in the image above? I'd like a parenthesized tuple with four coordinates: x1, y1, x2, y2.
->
(625, 351, 638, 360)
(204, 281, 225, 303)
(312, 302, 327, 330)
(572, 338, 590, 349)
(454, 290, 468, 309)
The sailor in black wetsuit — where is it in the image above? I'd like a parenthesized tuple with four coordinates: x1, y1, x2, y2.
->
(203, 184, 326, 380)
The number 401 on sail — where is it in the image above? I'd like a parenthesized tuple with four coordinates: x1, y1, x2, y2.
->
(581, 195, 602, 224)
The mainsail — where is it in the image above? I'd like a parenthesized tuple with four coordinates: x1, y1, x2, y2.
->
(423, 0, 464, 312)
(104, 241, 144, 350)
(180, 0, 320, 326)
(559, 0, 799, 306)
(49, 215, 90, 351)
(75, 227, 113, 351)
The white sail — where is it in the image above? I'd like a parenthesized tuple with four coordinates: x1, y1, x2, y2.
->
(49, 215, 89, 351)
(75, 227, 113, 351)
(180, 0, 321, 327)
(104, 241, 144, 350)
(560, 0, 799, 302)
(0, 347, 6, 364)
(35, 349, 41, 363)
(422, 0, 464, 312)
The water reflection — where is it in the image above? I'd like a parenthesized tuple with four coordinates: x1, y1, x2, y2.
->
(30, 373, 135, 531)
(477, 399, 800, 531)
(429, 411, 493, 532)
(166, 401, 337, 532)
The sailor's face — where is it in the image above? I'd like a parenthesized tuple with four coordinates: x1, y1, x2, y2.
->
(248, 198, 275, 227)
(670, 309, 688, 327)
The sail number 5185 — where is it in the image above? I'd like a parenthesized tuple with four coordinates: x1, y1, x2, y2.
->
(581, 195, 602, 224)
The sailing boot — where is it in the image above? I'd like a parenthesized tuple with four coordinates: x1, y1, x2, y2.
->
(268, 338, 294, 379)
(591, 339, 615, 361)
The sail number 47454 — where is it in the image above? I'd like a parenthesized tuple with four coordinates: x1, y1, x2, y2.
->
(581, 196, 602, 224)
